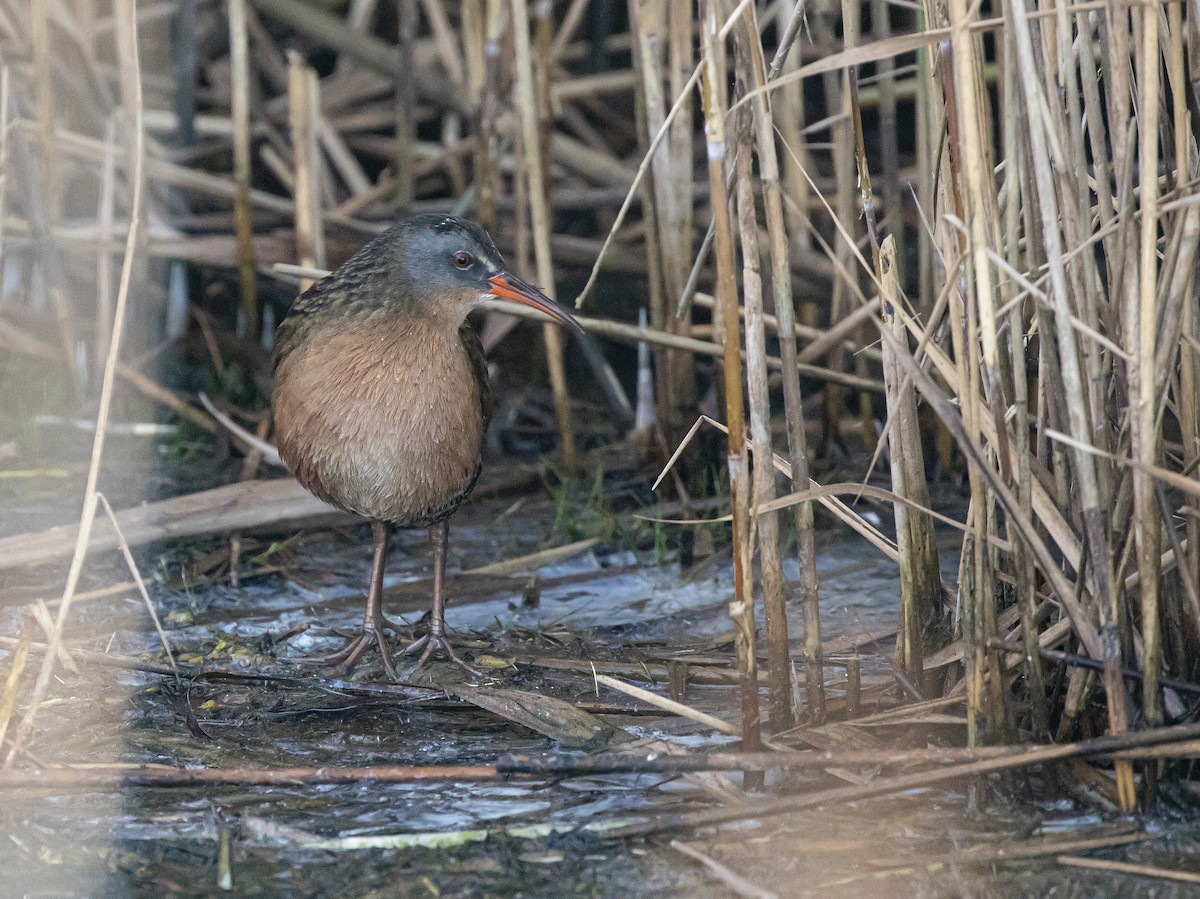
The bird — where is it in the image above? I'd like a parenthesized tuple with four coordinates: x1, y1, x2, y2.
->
(271, 213, 581, 679)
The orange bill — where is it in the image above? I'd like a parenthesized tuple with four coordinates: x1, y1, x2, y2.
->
(487, 273, 583, 334)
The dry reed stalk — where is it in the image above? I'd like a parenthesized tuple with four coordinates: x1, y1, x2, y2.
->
(475, 0, 505, 230)
(913, 48, 936, 290)
(869, 0, 900, 266)
(1180, 212, 1200, 622)
(461, 0, 485, 107)
(251, 0, 402, 81)
(692, 292, 883, 364)
(641, 0, 696, 433)
(95, 494, 179, 680)
(670, 842, 778, 899)
(243, 4, 288, 92)
(700, 0, 760, 758)
(287, 51, 325, 290)
(26, 0, 79, 388)
(510, 0, 578, 469)
(572, 59, 702, 308)
(29, 0, 56, 214)
(772, 1, 814, 329)
(878, 237, 940, 691)
(95, 117, 117, 385)
(877, 313, 1103, 658)
(913, 11, 951, 475)
(922, 11, 990, 744)
(9, 739, 1180, 792)
(1007, 0, 1134, 810)
(0, 477, 348, 571)
(1055, 857, 1200, 887)
(1132, 0, 1162, 738)
(630, 1, 671, 302)
(997, 23, 1046, 738)
(594, 674, 737, 735)
(733, 97, 792, 732)
(4, 0, 145, 767)
(229, 0, 258, 337)
(987, 637, 1200, 698)
(534, 6, 556, 185)
(393, 2, 417, 208)
(817, 0, 857, 459)
(667, 0, 693, 265)
(626, 0, 670, 443)
(317, 114, 372, 198)
(949, 0, 1009, 738)
(609, 719, 1200, 838)
(550, 0, 590, 60)
(842, 0, 881, 449)
(737, 2, 823, 723)
(419, 0, 466, 88)
(0, 616, 33, 754)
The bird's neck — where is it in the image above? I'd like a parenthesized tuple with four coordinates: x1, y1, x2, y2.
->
(330, 293, 472, 338)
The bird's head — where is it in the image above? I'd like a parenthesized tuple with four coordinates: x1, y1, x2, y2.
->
(378, 214, 581, 333)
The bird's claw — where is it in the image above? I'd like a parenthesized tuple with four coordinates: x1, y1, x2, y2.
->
(301, 616, 408, 680)
(398, 633, 480, 679)
(297, 616, 477, 682)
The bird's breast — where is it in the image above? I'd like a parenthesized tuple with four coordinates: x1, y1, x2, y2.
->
(273, 315, 487, 525)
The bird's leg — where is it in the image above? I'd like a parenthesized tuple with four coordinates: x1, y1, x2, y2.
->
(399, 520, 480, 678)
(311, 520, 403, 679)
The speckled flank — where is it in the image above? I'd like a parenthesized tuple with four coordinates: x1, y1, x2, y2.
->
(273, 310, 491, 526)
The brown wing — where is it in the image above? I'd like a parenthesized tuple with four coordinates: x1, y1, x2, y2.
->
(459, 322, 494, 433)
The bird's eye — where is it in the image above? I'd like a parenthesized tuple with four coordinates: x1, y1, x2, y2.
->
(453, 251, 474, 269)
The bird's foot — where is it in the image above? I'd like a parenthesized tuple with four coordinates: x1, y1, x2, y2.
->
(398, 632, 480, 679)
(303, 615, 409, 680)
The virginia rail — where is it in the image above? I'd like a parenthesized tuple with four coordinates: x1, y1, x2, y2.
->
(272, 214, 581, 679)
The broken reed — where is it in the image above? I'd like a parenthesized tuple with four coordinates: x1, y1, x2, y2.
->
(0, 0, 1197, 792)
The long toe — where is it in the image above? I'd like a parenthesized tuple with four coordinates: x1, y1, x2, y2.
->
(296, 623, 401, 677)
(373, 628, 400, 681)
(400, 634, 480, 680)
(333, 634, 375, 675)
(295, 637, 364, 667)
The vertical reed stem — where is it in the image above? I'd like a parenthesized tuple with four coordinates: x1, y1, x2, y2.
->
(1001, 26, 1047, 739)
(820, 0, 856, 458)
(229, 0, 258, 338)
(511, 0, 579, 469)
(878, 237, 941, 691)
(1133, 0, 1162, 744)
(1008, 0, 1134, 809)
(740, 2, 819, 723)
(288, 51, 324, 291)
(394, 0, 418, 208)
(948, 0, 1006, 737)
(733, 95, 792, 733)
(700, 0, 760, 759)
(475, 0, 505, 231)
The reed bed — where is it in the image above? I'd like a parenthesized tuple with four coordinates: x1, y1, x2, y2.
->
(0, 0, 1197, 822)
